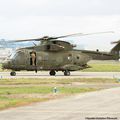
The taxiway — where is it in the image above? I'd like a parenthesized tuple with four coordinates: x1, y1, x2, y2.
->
(0, 71, 120, 78)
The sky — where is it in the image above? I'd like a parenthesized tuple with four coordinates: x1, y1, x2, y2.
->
(0, 0, 120, 51)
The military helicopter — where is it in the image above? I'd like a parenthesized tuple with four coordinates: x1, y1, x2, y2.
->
(2, 32, 120, 76)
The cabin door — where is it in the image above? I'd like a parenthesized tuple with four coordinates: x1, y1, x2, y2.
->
(30, 51, 37, 66)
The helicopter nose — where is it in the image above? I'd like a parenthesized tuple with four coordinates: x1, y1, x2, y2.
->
(2, 60, 11, 69)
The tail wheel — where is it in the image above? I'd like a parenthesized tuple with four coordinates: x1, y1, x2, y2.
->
(10, 71, 16, 76)
(64, 70, 70, 76)
(49, 70, 56, 76)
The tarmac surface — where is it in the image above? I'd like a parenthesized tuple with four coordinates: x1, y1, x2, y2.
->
(0, 87, 120, 120)
(0, 71, 120, 78)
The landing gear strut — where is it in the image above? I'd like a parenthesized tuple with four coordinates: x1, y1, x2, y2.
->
(35, 69, 37, 73)
(49, 70, 56, 76)
(64, 70, 70, 76)
(10, 71, 16, 76)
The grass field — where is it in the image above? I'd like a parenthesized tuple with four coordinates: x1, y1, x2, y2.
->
(0, 86, 96, 110)
(0, 77, 117, 110)
(0, 78, 118, 85)
(83, 61, 120, 72)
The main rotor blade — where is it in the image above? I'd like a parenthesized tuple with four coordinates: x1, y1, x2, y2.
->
(79, 31, 114, 36)
(9, 33, 83, 42)
(111, 40, 120, 44)
(8, 38, 42, 42)
(52, 31, 114, 39)
(8, 31, 114, 43)
(53, 33, 83, 39)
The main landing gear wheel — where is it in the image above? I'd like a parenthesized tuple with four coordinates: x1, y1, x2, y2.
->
(10, 71, 16, 76)
(64, 70, 70, 76)
(49, 70, 56, 76)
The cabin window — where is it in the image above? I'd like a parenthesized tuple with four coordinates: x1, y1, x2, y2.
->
(53, 41, 57, 44)
(74, 62, 77, 65)
(67, 54, 72, 61)
(46, 45, 50, 50)
(68, 54, 72, 56)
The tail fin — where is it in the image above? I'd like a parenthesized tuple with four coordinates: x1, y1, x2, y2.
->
(110, 40, 120, 60)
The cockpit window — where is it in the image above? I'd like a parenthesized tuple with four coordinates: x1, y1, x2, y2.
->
(9, 51, 23, 59)
(9, 52, 16, 59)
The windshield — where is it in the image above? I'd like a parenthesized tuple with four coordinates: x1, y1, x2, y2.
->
(9, 52, 17, 59)
(9, 50, 25, 60)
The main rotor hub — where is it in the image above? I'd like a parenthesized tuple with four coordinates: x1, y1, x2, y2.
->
(42, 36, 50, 40)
